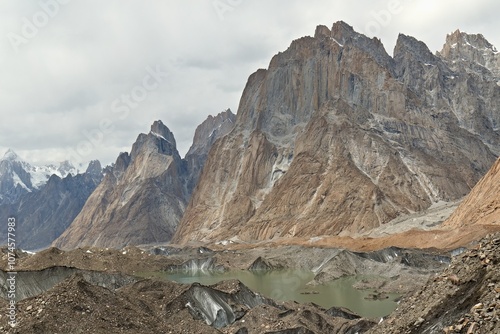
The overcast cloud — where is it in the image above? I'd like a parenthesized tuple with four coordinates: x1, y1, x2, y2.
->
(0, 0, 499, 166)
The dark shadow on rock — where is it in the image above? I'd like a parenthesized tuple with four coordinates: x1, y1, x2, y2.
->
(0, 266, 138, 301)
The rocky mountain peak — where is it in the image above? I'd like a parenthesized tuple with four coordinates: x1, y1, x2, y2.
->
(394, 33, 436, 64)
(85, 160, 102, 177)
(314, 21, 365, 45)
(331, 21, 394, 72)
(445, 29, 497, 53)
(150, 120, 176, 144)
(438, 29, 500, 78)
(186, 109, 235, 156)
(2, 149, 20, 161)
(330, 20, 356, 44)
(111, 152, 131, 179)
(184, 109, 236, 194)
(1, 111, 235, 250)
(0, 150, 34, 204)
(57, 160, 76, 176)
(314, 25, 331, 39)
(53, 119, 188, 249)
(130, 120, 178, 160)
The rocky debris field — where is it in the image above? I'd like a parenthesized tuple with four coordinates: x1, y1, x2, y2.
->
(369, 232, 500, 333)
(0, 273, 374, 333)
(0, 246, 183, 273)
(1, 237, 495, 333)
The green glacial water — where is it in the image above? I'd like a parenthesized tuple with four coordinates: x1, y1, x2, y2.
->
(148, 269, 399, 318)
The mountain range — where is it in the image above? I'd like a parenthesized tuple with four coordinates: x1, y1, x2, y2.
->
(2, 21, 499, 250)
(1, 110, 235, 250)
(173, 22, 499, 244)
(52, 111, 235, 249)
(0, 160, 103, 250)
(0, 149, 82, 205)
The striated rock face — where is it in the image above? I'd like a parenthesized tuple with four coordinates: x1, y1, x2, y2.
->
(437, 30, 500, 154)
(173, 22, 500, 244)
(53, 121, 188, 249)
(444, 157, 500, 228)
(0, 161, 103, 250)
(184, 109, 236, 194)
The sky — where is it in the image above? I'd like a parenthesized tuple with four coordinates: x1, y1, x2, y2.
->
(0, 0, 499, 167)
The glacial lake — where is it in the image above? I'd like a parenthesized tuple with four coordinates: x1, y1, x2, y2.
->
(144, 269, 399, 318)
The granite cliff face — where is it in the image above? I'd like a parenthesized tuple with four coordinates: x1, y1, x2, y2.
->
(184, 109, 235, 194)
(53, 113, 235, 249)
(0, 161, 103, 250)
(173, 22, 499, 243)
(437, 29, 500, 154)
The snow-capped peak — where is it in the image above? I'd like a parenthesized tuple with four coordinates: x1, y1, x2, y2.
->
(1, 149, 82, 190)
(0, 149, 97, 205)
(57, 160, 77, 176)
(28, 163, 80, 188)
(2, 149, 21, 161)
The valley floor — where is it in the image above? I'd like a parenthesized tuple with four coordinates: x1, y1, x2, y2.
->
(1, 224, 499, 333)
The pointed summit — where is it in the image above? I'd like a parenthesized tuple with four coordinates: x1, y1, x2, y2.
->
(440, 29, 497, 55)
(184, 109, 236, 194)
(186, 109, 236, 156)
(314, 25, 331, 39)
(85, 160, 102, 177)
(330, 21, 356, 44)
(439, 29, 500, 77)
(330, 20, 394, 72)
(57, 160, 75, 176)
(150, 120, 176, 145)
(447, 29, 496, 52)
(2, 149, 20, 161)
(130, 120, 179, 160)
(394, 33, 435, 64)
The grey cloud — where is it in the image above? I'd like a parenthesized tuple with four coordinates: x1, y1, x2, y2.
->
(0, 0, 499, 166)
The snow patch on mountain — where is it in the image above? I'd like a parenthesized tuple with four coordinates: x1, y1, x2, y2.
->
(150, 131, 167, 141)
(12, 172, 31, 192)
(270, 150, 293, 186)
(1, 149, 83, 191)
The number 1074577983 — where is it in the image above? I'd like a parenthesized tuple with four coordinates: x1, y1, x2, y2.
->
(7, 217, 16, 270)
